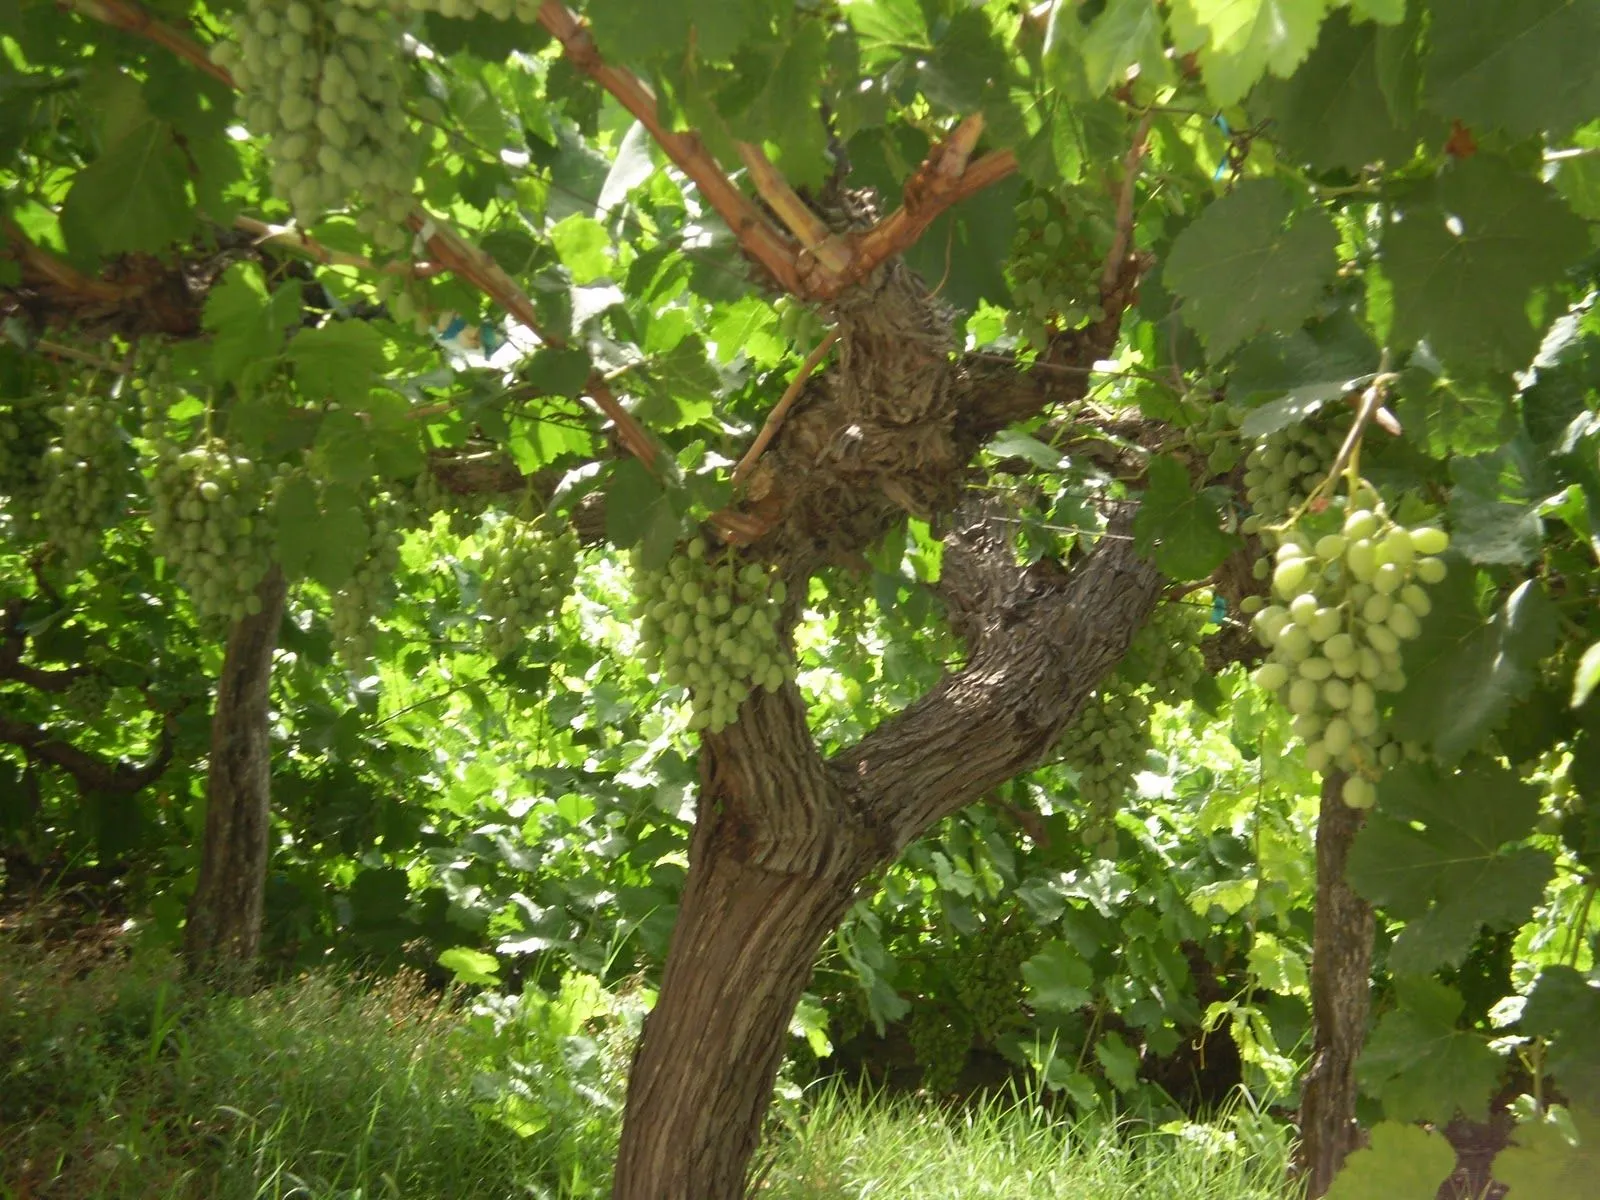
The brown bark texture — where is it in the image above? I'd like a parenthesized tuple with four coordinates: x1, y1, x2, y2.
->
(1296, 771, 1376, 1197)
(182, 565, 287, 977)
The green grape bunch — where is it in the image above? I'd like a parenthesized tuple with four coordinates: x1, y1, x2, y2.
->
(632, 537, 794, 735)
(210, 0, 416, 244)
(907, 1002, 972, 1095)
(329, 491, 406, 669)
(147, 438, 279, 627)
(1005, 188, 1112, 352)
(1241, 424, 1344, 533)
(951, 924, 1035, 1040)
(1061, 597, 1211, 854)
(38, 391, 135, 568)
(1245, 492, 1449, 809)
(65, 673, 113, 720)
(0, 395, 55, 532)
(478, 515, 580, 659)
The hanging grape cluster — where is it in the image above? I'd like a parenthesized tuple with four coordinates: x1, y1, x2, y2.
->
(0, 396, 54, 532)
(65, 673, 112, 720)
(38, 391, 133, 568)
(951, 923, 1036, 1040)
(329, 492, 405, 669)
(1245, 489, 1449, 809)
(479, 515, 580, 659)
(146, 438, 279, 627)
(1240, 424, 1344, 533)
(211, 0, 415, 244)
(1060, 599, 1211, 856)
(1006, 188, 1112, 352)
(632, 537, 793, 734)
(907, 1002, 971, 1095)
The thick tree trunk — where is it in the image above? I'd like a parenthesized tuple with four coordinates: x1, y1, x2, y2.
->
(1296, 771, 1376, 1197)
(183, 566, 287, 978)
(611, 503, 1167, 1200)
(612, 814, 873, 1198)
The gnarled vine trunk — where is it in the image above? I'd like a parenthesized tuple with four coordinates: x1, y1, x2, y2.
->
(183, 565, 287, 978)
(1296, 771, 1375, 1196)
(611, 500, 1168, 1200)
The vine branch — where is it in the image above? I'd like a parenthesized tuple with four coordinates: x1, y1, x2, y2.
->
(0, 709, 179, 795)
(731, 327, 839, 488)
(535, 1, 805, 295)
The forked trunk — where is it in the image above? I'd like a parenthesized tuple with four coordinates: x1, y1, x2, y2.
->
(183, 565, 287, 978)
(1296, 771, 1376, 1196)
(611, 831, 866, 1199)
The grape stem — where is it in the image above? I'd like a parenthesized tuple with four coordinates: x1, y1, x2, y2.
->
(732, 328, 841, 488)
(1295, 359, 1397, 521)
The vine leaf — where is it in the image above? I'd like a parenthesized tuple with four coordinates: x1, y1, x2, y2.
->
(1022, 939, 1094, 1012)
(1079, 0, 1172, 96)
(1390, 575, 1560, 762)
(286, 322, 386, 402)
(1347, 759, 1552, 974)
(202, 263, 302, 390)
(1448, 450, 1546, 566)
(1249, 12, 1416, 174)
(1491, 1107, 1600, 1197)
(1355, 976, 1502, 1125)
(1168, 0, 1332, 107)
(1131, 456, 1242, 581)
(1325, 1121, 1456, 1200)
(58, 117, 192, 260)
(1424, 0, 1600, 139)
(1522, 967, 1600, 1109)
(1164, 179, 1340, 356)
(1576, 642, 1600, 709)
(1383, 156, 1591, 373)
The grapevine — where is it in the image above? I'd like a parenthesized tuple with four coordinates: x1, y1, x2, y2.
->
(329, 491, 406, 669)
(478, 514, 580, 659)
(146, 436, 279, 628)
(632, 537, 793, 734)
(38, 390, 134, 568)
(210, 0, 416, 243)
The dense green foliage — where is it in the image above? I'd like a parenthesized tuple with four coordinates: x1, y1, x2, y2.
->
(3, 0, 1600, 1194)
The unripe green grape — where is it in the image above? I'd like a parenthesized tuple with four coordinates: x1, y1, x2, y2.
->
(1288, 678, 1320, 713)
(1273, 559, 1308, 596)
(1342, 775, 1376, 810)
(1411, 527, 1449, 556)
(1299, 657, 1334, 681)
(1308, 607, 1342, 642)
(1387, 605, 1421, 641)
(1289, 593, 1319, 625)
(1399, 584, 1432, 617)
(1372, 562, 1405, 594)
(1322, 717, 1354, 756)
(1314, 533, 1345, 561)
(1415, 557, 1447, 584)
(1252, 662, 1290, 691)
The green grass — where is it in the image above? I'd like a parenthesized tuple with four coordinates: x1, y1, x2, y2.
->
(0, 937, 1300, 1200)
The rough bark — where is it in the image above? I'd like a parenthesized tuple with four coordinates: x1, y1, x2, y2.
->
(182, 565, 287, 978)
(1297, 771, 1376, 1197)
(611, 504, 1167, 1200)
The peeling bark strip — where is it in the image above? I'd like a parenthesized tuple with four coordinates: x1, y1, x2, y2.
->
(611, 505, 1167, 1200)
(183, 565, 287, 976)
(1297, 771, 1376, 1198)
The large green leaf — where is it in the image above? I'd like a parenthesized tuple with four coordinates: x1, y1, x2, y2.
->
(1131, 456, 1243, 580)
(1425, 0, 1600, 139)
(1023, 940, 1094, 1011)
(286, 322, 387, 402)
(1356, 976, 1502, 1125)
(201, 263, 302, 390)
(1522, 967, 1600, 1109)
(1492, 1107, 1600, 1198)
(1250, 12, 1417, 172)
(1165, 180, 1340, 356)
(1325, 1122, 1457, 1200)
(1383, 156, 1591, 373)
(1347, 759, 1552, 973)
(1390, 575, 1561, 761)
(58, 117, 192, 259)
(1169, 0, 1333, 107)
(1079, 0, 1171, 95)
